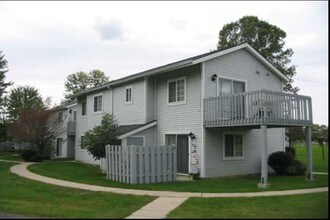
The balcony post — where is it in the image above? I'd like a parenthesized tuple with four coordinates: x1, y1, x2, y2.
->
(305, 126, 314, 180)
(258, 124, 270, 188)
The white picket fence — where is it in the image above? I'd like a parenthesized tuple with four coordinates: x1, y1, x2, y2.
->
(105, 145, 177, 184)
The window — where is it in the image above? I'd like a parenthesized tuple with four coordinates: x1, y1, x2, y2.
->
(56, 138, 63, 156)
(80, 135, 85, 149)
(82, 101, 86, 116)
(93, 95, 102, 112)
(58, 112, 63, 122)
(224, 133, 243, 159)
(165, 134, 176, 146)
(127, 136, 144, 146)
(125, 86, 133, 104)
(168, 77, 186, 105)
(217, 78, 245, 96)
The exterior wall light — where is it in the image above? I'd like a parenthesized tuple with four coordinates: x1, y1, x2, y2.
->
(211, 74, 218, 82)
(189, 132, 196, 140)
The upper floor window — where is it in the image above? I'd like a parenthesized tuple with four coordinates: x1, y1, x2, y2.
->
(93, 94, 103, 112)
(168, 77, 186, 105)
(223, 132, 244, 159)
(217, 77, 245, 96)
(81, 101, 87, 116)
(125, 86, 133, 104)
(58, 112, 63, 122)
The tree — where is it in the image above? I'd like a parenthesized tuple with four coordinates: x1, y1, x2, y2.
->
(286, 127, 305, 147)
(6, 85, 44, 121)
(0, 50, 13, 110)
(81, 113, 120, 160)
(312, 124, 328, 161)
(217, 15, 298, 93)
(64, 69, 109, 101)
(9, 107, 65, 156)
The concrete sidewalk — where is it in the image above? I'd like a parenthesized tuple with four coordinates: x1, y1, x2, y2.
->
(8, 161, 329, 219)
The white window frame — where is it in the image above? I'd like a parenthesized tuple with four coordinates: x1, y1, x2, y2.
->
(125, 85, 133, 105)
(93, 93, 103, 113)
(126, 135, 145, 146)
(223, 131, 244, 160)
(167, 76, 187, 106)
(216, 76, 247, 96)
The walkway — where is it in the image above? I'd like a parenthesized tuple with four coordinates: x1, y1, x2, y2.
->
(7, 161, 329, 219)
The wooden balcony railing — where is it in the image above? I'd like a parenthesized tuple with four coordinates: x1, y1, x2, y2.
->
(204, 90, 313, 128)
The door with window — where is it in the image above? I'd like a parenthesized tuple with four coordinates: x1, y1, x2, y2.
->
(217, 78, 245, 120)
(165, 134, 189, 174)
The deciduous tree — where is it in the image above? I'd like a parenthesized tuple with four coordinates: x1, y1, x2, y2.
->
(64, 69, 109, 101)
(217, 15, 298, 93)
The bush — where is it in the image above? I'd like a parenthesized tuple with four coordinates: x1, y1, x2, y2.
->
(20, 149, 38, 161)
(285, 146, 296, 158)
(287, 159, 306, 175)
(268, 151, 294, 175)
(20, 149, 50, 162)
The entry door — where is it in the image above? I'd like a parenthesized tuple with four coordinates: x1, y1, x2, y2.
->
(177, 135, 189, 174)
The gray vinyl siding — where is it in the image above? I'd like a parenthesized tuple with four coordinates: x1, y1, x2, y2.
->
(123, 127, 156, 147)
(75, 90, 112, 165)
(204, 127, 285, 178)
(155, 64, 203, 172)
(204, 49, 283, 98)
(113, 79, 145, 125)
(203, 48, 285, 177)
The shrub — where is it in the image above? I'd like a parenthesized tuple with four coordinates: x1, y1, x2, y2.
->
(268, 151, 294, 175)
(20, 149, 38, 161)
(285, 146, 296, 158)
(286, 159, 306, 176)
(20, 149, 50, 162)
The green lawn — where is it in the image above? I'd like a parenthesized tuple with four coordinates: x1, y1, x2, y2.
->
(0, 161, 155, 218)
(168, 192, 328, 219)
(0, 151, 22, 161)
(295, 144, 328, 172)
(29, 160, 328, 193)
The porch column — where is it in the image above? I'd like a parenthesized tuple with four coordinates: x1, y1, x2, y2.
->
(258, 124, 270, 188)
(306, 126, 314, 180)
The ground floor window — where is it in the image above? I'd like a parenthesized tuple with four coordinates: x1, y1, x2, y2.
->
(127, 136, 144, 146)
(223, 133, 243, 159)
(56, 138, 63, 156)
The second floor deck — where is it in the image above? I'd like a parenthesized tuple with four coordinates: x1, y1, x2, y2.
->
(204, 90, 313, 128)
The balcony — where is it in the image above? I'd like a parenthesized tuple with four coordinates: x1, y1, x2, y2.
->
(67, 121, 76, 136)
(204, 90, 313, 128)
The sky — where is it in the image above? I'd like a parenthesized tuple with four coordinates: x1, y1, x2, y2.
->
(0, 1, 328, 125)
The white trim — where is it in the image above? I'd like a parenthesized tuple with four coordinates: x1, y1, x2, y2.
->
(126, 136, 145, 146)
(125, 85, 133, 105)
(167, 76, 187, 106)
(192, 43, 289, 82)
(66, 103, 77, 108)
(201, 62, 206, 178)
(222, 131, 244, 160)
(93, 93, 103, 114)
(118, 120, 157, 140)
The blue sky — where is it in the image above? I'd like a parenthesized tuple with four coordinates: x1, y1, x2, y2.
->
(0, 1, 328, 125)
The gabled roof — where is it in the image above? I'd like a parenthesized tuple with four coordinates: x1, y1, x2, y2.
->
(73, 43, 289, 98)
(116, 120, 157, 140)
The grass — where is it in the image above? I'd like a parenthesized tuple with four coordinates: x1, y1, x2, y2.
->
(28, 161, 328, 193)
(295, 144, 328, 172)
(0, 161, 155, 218)
(0, 151, 22, 161)
(168, 192, 328, 219)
